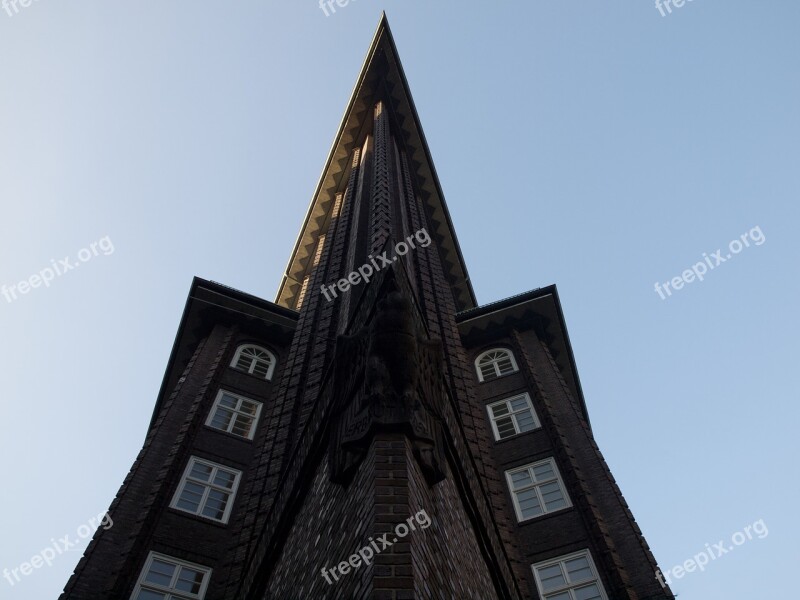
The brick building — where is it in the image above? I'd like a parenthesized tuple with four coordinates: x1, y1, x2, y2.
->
(61, 15, 673, 600)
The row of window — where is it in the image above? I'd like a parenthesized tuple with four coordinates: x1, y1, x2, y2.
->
(230, 345, 530, 443)
(128, 347, 274, 596)
(168, 453, 570, 531)
(131, 548, 608, 600)
(164, 345, 276, 530)
(235, 340, 519, 386)
(170, 388, 265, 525)
(233, 343, 520, 387)
(131, 347, 596, 597)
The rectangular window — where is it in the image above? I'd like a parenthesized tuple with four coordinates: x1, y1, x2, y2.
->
(206, 390, 262, 440)
(131, 552, 211, 600)
(487, 393, 540, 440)
(532, 550, 608, 600)
(506, 458, 571, 522)
(171, 457, 241, 524)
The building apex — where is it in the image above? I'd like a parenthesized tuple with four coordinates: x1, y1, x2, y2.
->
(275, 14, 477, 312)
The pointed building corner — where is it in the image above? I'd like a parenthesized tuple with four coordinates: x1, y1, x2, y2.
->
(63, 17, 674, 600)
(275, 10, 477, 313)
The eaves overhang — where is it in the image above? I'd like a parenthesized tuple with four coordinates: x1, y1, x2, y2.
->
(147, 278, 298, 431)
(457, 285, 590, 426)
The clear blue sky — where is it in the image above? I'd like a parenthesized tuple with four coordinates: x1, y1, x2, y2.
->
(1, 2, 797, 598)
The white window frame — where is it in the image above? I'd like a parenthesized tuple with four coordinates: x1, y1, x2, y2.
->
(170, 457, 242, 525)
(486, 393, 540, 440)
(230, 344, 276, 380)
(130, 551, 212, 600)
(205, 390, 262, 441)
(532, 549, 609, 600)
(506, 458, 572, 522)
(475, 348, 519, 382)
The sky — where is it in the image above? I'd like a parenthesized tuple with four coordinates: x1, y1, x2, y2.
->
(1, 1, 798, 598)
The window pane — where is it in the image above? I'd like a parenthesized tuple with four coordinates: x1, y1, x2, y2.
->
(136, 590, 168, 600)
(543, 495, 567, 512)
(509, 397, 529, 411)
(496, 417, 517, 439)
(516, 489, 542, 518)
(175, 566, 205, 593)
(201, 490, 229, 520)
(144, 559, 175, 587)
(208, 487, 229, 501)
(212, 470, 236, 489)
(496, 357, 515, 374)
(479, 353, 495, 364)
(176, 482, 205, 513)
(540, 481, 567, 511)
(537, 564, 566, 591)
(480, 364, 498, 380)
(189, 463, 213, 482)
(532, 462, 555, 482)
(539, 481, 563, 497)
(219, 394, 238, 408)
(573, 583, 603, 600)
(490, 403, 510, 417)
(565, 557, 593, 583)
(239, 401, 259, 416)
(510, 470, 532, 489)
(515, 412, 537, 432)
(231, 415, 254, 438)
(244, 348, 267, 359)
(210, 408, 234, 431)
(252, 360, 270, 378)
(544, 593, 571, 600)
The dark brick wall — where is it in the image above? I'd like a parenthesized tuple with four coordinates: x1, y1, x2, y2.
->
(231, 97, 523, 598)
(462, 326, 673, 600)
(63, 57, 669, 599)
(61, 324, 291, 599)
(265, 440, 376, 599)
(405, 436, 499, 600)
(263, 432, 501, 600)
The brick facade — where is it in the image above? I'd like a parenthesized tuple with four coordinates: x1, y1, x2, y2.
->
(61, 16, 672, 600)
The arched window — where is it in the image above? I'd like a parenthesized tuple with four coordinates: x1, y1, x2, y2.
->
(475, 348, 518, 382)
(230, 344, 276, 380)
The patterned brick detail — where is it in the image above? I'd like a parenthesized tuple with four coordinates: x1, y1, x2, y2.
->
(370, 102, 393, 255)
(223, 149, 364, 598)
